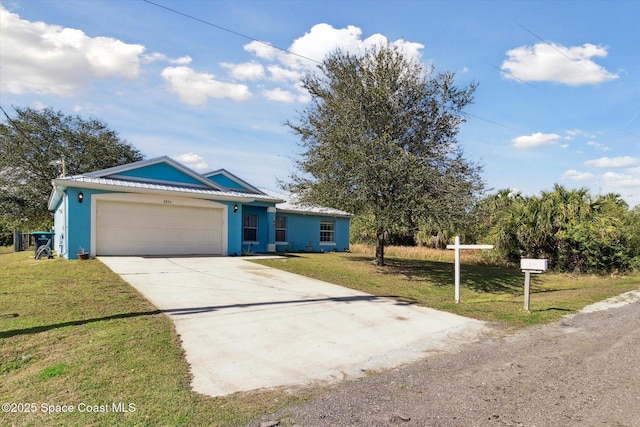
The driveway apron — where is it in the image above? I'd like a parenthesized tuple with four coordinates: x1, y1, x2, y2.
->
(99, 256, 489, 397)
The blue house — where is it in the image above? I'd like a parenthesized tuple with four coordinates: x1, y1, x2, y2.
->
(48, 156, 351, 259)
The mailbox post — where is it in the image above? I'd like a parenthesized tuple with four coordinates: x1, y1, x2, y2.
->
(520, 258, 548, 311)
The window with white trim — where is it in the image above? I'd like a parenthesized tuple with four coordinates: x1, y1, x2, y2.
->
(243, 214, 258, 241)
(275, 216, 287, 242)
(320, 220, 335, 243)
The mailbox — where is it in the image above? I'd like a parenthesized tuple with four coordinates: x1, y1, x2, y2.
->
(520, 258, 548, 271)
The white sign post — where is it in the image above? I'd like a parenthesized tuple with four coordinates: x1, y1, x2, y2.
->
(520, 259, 548, 311)
(446, 236, 494, 303)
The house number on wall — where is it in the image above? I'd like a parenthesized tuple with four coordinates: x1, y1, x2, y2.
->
(163, 200, 172, 204)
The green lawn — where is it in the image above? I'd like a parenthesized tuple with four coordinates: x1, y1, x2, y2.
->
(0, 252, 314, 427)
(2, 249, 638, 426)
(253, 251, 640, 328)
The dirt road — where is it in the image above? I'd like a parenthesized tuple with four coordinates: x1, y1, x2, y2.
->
(251, 292, 640, 426)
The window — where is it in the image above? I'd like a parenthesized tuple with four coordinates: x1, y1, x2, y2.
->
(275, 216, 287, 242)
(243, 214, 258, 241)
(320, 220, 335, 243)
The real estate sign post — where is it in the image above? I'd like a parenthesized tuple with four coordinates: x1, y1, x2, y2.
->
(446, 236, 494, 303)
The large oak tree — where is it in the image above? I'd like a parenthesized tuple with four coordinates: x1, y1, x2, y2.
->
(0, 106, 144, 229)
(285, 44, 483, 265)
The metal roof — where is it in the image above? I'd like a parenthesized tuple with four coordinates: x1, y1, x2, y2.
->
(54, 175, 283, 202)
(259, 188, 353, 217)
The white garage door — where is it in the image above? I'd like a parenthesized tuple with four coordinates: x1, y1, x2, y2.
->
(96, 200, 223, 256)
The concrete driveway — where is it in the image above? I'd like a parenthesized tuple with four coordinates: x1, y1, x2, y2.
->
(99, 256, 489, 397)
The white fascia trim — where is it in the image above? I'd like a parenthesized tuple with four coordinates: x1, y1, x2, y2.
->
(48, 184, 67, 211)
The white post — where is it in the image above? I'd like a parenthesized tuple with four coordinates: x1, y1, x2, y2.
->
(520, 259, 548, 312)
(446, 236, 494, 304)
(454, 235, 461, 304)
(524, 271, 531, 311)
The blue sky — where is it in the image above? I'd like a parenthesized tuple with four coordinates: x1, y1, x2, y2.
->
(2, 0, 639, 206)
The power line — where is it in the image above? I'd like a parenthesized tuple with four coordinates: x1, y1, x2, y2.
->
(513, 20, 596, 76)
(467, 113, 521, 132)
(492, 64, 543, 92)
(141, 1, 521, 134)
(142, 0, 322, 65)
(513, 20, 577, 63)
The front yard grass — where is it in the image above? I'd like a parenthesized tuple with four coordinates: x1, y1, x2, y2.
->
(2, 247, 638, 426)
(0, 251, 314, 427)
(254, 250, 640, 328)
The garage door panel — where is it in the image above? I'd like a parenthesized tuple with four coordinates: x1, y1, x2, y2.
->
(96, 200, 223, 256)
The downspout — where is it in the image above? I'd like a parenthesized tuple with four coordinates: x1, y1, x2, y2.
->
(60, 189, 68, 257)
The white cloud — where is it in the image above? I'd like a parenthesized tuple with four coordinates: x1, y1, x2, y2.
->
(170, 55, 192, 65)
(280, 23, 365, 69)
(268, 65, 301, 82)
(586, 140, 610, 151)
(281, 23, 424, 70)
(230, 23, 425, 104)
(564, 129, 596, 140)
(263, 88, 296, 103)
(562, 170, 595, 181)
(244, 40, 279, 60)
(602, 171, 640, 188)
(512, 132, 561, 148)
(242, 23, 423, 74)
(585, 156, 638, 168)
(501, 42, 619, 86)
(72, 103, 99, 114)
(627, 167, 640, 175)
(161, 66, 252, 106)
(173, 153, 209, 171)
(221, 61, 265, 81)
(143, 53, 192, 65)
(0, 4, 146, 96)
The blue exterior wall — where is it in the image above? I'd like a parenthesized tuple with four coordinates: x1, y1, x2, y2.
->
(207, 174, 250, 191)
(65, 187, 102, 259)
(117, 163, 204, 186)
(59, 188, 350, 258)
(53, 157, 350, 258)
(275, 213, 350, 252)
(59, 186, 279, 258)
(226, 201, 243, 256)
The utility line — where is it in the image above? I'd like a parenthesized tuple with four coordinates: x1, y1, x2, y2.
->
(513, 20, 594, 73)
(466, 113, 521, 132)
(142, 0, 322, 65)
(141, 1, 519, 133)
(492, 64, 543, 92)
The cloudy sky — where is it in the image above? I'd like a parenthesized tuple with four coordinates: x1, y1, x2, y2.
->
(1, 0, 639, 206)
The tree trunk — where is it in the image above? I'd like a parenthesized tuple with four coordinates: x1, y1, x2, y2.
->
(374, 232, 385, 266)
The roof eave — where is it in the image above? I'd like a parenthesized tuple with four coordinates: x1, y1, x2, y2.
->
(51, 178, 261, 203)
(85, 156, 226, 191)
(276, 207, 353, 218)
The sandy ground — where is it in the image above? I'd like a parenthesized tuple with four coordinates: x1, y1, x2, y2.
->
(250, 290, 640, 427)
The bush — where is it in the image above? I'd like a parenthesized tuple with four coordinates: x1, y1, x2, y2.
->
(486, 185, 640, 273)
